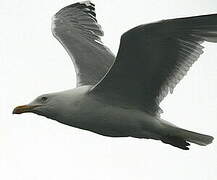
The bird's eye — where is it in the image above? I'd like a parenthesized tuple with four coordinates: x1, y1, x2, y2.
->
(41, 97, 48, 102)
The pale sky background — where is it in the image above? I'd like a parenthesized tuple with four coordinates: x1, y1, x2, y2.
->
(1, 0, 217, 180)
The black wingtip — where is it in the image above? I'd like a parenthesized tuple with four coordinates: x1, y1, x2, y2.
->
(65, 1, 95, 8)
(56, 1, 96, 18)
(78, 1, 96, 17)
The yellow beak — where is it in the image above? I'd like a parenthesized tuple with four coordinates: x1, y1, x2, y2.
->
(12, 105, 40, 114)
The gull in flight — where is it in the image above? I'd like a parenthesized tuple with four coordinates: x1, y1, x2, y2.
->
(13, 1, 217, 150)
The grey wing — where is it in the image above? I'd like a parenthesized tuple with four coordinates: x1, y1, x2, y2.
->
(52, 1, 115, 86)
(91, 13, 217, 116)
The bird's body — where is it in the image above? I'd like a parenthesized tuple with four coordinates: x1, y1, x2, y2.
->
(13, 1, 217, 150)
(24, 85, 212, 150)
(34, 86, 163, 139)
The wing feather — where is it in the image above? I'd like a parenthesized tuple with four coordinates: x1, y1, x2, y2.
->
(91, 14, 217, 116)
(52, 1, 115, 86)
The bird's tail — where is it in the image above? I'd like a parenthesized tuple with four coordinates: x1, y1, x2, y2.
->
(161, 122, 214, 150)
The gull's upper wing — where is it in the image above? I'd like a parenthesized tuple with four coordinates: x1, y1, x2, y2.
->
(91, 14, 217, 116)
(52, 1, 115, 86)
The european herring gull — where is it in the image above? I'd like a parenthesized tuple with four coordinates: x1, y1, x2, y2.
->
(13, 1, 217, 150)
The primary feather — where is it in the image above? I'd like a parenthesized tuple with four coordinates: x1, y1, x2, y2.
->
(52, 1, 115, 86)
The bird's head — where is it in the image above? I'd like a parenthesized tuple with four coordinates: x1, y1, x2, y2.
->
(12, 93, 59, 119)
(13, 87, 91, 122)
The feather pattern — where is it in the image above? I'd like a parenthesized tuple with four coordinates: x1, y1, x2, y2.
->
(52, 1, 115, 86)
(92, 14, 217, 116)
